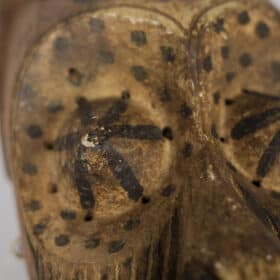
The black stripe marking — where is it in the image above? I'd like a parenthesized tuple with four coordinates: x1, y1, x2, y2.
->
(74, 174, 95, 209)
(108, 125, 162, 140)
(257, 130, 280, 178)
(231, 107, 280, 140)
(266, 212, 280, 239)
(98, 100, 128, 126)
(74, 149, 95, 209)
(242, 89, 280, 101)
(101, 143, 144, 201)
(88, 125, 162, 142)
(238, 184, 271, 228)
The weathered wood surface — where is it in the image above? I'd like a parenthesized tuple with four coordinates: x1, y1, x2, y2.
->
(1, 0, 280, 279)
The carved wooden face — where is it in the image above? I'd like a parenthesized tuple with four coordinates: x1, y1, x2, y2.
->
(8, 0, 280, 277)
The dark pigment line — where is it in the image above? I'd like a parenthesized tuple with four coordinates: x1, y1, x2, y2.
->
(101, 142, 144, 201)
(257, 130, 280, 178)
(231, 107, 280, 139)
(238, 184, 271, 229)
(88, 125, 162, 142)
(74, 150, 95, 209)
(242, 89, 280, 101)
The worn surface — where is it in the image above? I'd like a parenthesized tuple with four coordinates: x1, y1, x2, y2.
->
(1, 0, 280, 279)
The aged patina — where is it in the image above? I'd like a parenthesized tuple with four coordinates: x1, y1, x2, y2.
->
(1, 0, 280, 279)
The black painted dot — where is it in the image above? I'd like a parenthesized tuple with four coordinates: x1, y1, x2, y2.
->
(44, 141, 54, 151)
(226, 72, 236, 83)
(238, 11, 250, 25)
(108, 240, 125, 253)
(54, 37, 69, 51)
(221, 46, 230, 60)
(160, 46, 176, 63)
(183, 143, 193, 158)
(162, 127, 173, 140)
(131, 31, 147, 46)
(47, 102, 64, 113)
(141, 196, 151, 204)
(225, 99, 235, 106)
(22, 163, 38, 176)
(60, 210, 76, 220)
(85, 236, 100, 249)
(256, 21, 270, 39)
(26, 200, 42, 212)
(55, 235, 70, 247)
(99, 50, 115, 64)
(213, 92, 220, 104)
(68, 68, 83, 86)
(214, 18, 224, 33)
(131, 66, 148, 82)
(84, 212, 93, 222)
(203, 55, 213, 72)
(180, 103, 192, 118)
(89, 18, 105, 32)
(239, 53, 252, 68)
(159, 87, 171, 102)
(121, 90, 130, 100)
(33, 224, 46, 236)
(161, 185, 176, 197)
(26, 124, 43, 139)
(49, 183, 58, 194)
(252, 180, 262, 188)
(220, 137, 226, 143)
(124, 219, 140, 231)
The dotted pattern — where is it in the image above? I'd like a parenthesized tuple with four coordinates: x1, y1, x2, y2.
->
(13, 10, 191, 261)
(197, 6, 280, 194)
